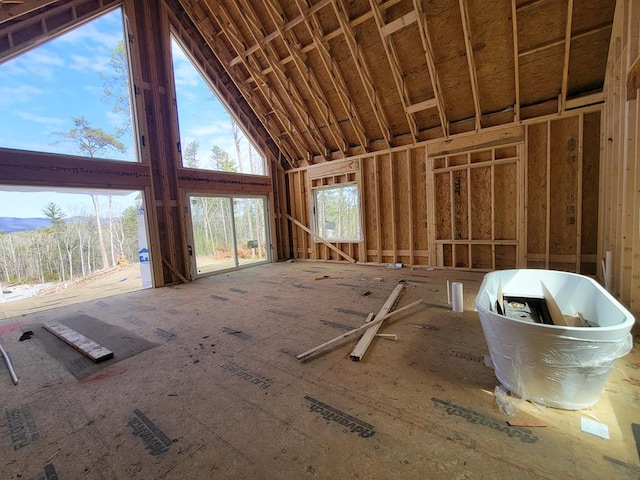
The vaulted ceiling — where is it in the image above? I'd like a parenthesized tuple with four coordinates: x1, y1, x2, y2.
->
(175, 0, 615, 167)
(1, 0, 617, 169)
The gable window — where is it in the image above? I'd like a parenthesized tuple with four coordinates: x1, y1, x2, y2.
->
(312, 184, 362, 242)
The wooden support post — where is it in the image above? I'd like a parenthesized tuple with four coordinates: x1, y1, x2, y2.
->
(296, 299, 424, 361)
(350, 283, 405, 361)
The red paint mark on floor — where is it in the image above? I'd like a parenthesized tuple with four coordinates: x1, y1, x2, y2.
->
(0, 322, 25, 336)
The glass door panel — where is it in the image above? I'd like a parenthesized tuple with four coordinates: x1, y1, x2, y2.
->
(188, 195, 269, 276)
(233, 197, 268, 266)
(190, 196, 235, 274)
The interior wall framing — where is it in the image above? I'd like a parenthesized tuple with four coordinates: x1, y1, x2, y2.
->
(281, 111, 602, 275)
(602, 0, 640, 325)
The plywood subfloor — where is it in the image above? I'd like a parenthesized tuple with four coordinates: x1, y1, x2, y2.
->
(0, 262, 639, 479)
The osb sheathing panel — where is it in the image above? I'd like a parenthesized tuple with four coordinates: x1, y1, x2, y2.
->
(356, 21, 408, 136)
(470, 167, 492, 240)
(567, 28, 612, 97)
(472, 244, 493, 269)
(526, 123, 548, 259)
(392, 25, 434, 105)
(361, 157, 379, 260)
(571, 0, 616, 34)
(452, 169, 469, 240)
(328, 36, 381, 141)
(467, 0, 516, 115)
(426, 0, 476, 122)
(516, 0, 567, 53)
(377, 155, 395, 263)
(581, 112, 600, 273)
(520, 99, 558, 120)
(518, 44, 565, 107)
(435, 172, 452, 241)
(410, 148, 429, 263)
(549, 116, 579, 259)
(385, 0, 414, 20)
(495, 245, 517, 269)
(494, 163, 518, 240)
(394, 152, 412, 264)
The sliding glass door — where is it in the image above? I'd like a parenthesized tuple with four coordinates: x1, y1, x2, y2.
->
(188, 195, 269, 276)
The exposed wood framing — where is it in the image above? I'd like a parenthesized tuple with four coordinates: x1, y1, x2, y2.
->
(0, 0, 58, 25)
(369, 0, 418, 142)
(511, 0, 520, 122)
(412, 0, 448, 137)
(458, 0, 481, 131)
(560, 0, 574, 113)
(331, 0, 391, 147)
(285, 213, 356, 263)
(262, 0, 347, 154)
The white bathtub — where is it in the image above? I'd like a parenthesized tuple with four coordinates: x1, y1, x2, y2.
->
(475, 269, 635, 410)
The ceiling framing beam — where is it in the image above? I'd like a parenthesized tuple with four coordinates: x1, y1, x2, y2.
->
(369, 0, 417, 142)
(331, 0, 391, 147)
(458, 0, 481, 131)
(560, 0, 574, 113)
(511, 0, 520, 122)
(293, 0, 370, 152)
(205, 1, 317, 164)
(0, 0, 58, 25)
(232, 0, 330, 160)
(179, 1, 299, 168)
(263, 0, 348, 155)
(380, 10, 416, 36)
(412, 0, 448, 137)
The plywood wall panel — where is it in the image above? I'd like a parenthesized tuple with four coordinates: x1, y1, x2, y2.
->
(394, 151, 411, 264)
(362, 156, 380, 262)
(435, 172, 452, 241)
(470, 167, 492, 240)
(549, 117, 579, 260)
(410, 147, 429, 264)
(452, 169, 469, 240)
(581, 112, 601, 274)
(494, 163, 518, 240)
(526, 123, 548, 262)
(377, 154, 395, 263)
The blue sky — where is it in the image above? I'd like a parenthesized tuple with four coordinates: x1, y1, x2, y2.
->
(0, 6, 261, 219)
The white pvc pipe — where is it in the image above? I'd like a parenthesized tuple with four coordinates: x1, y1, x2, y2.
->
(0, 341, 18, 385)
(452, 282, 464, 312)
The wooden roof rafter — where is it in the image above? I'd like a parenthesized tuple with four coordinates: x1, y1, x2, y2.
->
(368, 0, 418, 142)
(560, 0, 573, 113)
(458, 0, 482, 131)
(183, 1, 300, 168)
(230, 0, 330, 161)
(412, 0, 448, 137)
(331, 0, 392, 148)
(0, 0, 57, 25)
(262, 0, 349, 156)
(293, 0, 370, 152)
(511, 0, 521, 122)
(204, 1, 316, 164)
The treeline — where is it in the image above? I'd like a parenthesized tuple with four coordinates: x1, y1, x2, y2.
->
(0, 201, 139, 285)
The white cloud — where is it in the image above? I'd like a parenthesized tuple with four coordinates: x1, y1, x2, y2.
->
(0, 85, 44, 105)
(0, 50, 65, 81)
(17, 111, 66, 126)
(69, 54, 112, 74)
(57, 21, 124, 51)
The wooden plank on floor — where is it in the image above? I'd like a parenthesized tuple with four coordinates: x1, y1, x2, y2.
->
(43, 322, 113, 363)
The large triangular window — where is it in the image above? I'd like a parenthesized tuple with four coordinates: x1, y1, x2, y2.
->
(170, 37, 266, 176)
(0, 8, 136, 162)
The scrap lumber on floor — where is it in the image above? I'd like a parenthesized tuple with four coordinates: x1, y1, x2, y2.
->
(296, 299, 423, 361)
(350, 283, 405, 361)
(43, 321, 113, 362)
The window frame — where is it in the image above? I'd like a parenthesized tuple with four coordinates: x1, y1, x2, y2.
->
(311, 182, 363, 243)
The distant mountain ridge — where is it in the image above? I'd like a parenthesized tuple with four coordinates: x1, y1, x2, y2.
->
(0, 217, 51, 233)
